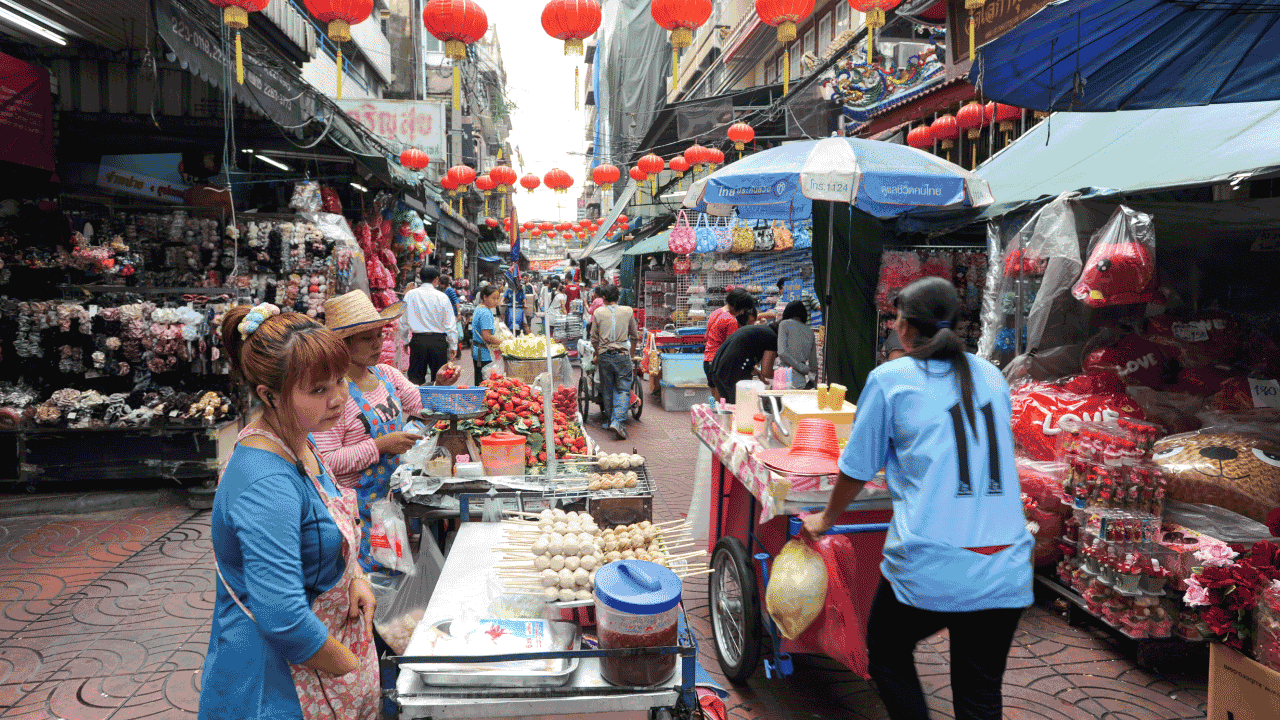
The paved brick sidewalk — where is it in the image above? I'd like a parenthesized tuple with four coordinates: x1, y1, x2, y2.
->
(0, 369, 1211, 719)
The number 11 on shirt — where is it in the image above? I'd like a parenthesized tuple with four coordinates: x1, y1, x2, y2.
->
(947, 401, 1004, 498)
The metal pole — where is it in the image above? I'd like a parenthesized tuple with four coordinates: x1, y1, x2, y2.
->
(822, 200, 835, 379)
(543, 310, 557, 479)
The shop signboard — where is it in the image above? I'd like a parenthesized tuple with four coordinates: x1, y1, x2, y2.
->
(947, 0, 1054, 62)
(337, 100, 446, 159)
(0, 51, 55, 172)
(96, 154, 190, 203)
(154, 0, 314, 129)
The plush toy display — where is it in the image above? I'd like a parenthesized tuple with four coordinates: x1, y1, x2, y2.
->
(1154, 430, 1280, 523)
(1072, 205, 1161, 308)
(1082, 334, 1172, 389)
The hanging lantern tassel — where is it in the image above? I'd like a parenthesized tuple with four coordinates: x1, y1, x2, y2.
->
(776, 21, 796, 94)
(224, 7, 249, 85)
(670, 27, 693, 96)
(966, 0, 985, 61)
(445, 39, 467, 111)
(866, 9, 884, 66)
(499, 195, 506, 217)
(326, 20, 353, 100)
(575, 66, 580, 111)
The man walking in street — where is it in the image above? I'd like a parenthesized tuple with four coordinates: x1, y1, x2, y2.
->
(404, 266, 457, 385)
(590, 284, 640, 440)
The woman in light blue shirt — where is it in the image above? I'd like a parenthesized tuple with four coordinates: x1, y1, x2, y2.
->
(803, 277, 1032, 720)
(471, 284, 501, 382)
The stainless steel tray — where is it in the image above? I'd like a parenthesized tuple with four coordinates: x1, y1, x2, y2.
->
(412, 620, 581, 688)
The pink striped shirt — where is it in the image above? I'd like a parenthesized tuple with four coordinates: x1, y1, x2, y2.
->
(314, 364, 424, 489)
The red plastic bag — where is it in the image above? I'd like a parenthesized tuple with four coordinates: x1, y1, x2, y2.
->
(792, 534, 871, 679)
(1147, 311, 1245, 368)
(1072, 205, 1160, 308)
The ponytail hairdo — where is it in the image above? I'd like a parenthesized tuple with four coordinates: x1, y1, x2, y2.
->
(894, 277, 977, 428)
(219, 306, 349, 434)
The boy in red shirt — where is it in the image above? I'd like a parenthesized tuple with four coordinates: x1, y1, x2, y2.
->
(703, 288, 757, 398)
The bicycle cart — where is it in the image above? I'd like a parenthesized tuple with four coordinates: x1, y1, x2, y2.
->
(693, 402, 892, 682)
(389, 522, 700, 719)
(576, 339, 644, 422)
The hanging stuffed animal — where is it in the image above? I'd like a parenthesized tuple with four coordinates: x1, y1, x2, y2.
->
(1073, 205, 1161, 308)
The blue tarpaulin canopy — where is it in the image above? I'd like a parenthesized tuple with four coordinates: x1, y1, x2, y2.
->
(972, 0, 1280, 112)
(975, 100, 1280, 217)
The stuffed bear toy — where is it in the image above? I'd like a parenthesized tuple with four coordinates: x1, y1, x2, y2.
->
(1154, 431, 1280, 523)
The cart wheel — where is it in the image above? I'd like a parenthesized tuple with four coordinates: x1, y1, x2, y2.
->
(710, 536, 761, 684)
(648, 708, 674, 720)
(577, 375, 591, 419)
(630, 375, 644, 421)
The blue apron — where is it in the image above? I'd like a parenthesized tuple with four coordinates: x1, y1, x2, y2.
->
(348, 366, 403, 574)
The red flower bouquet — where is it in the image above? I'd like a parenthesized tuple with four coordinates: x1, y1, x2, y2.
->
(1183, 541, 1280, 649)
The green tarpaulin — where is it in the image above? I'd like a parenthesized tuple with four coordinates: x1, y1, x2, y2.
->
(622, 230, 671, 255)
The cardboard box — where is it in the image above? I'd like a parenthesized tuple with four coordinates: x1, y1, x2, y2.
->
(1207, 643, 1280, 720)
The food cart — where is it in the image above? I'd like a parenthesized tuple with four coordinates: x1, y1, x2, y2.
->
(690, 397, 893, 682)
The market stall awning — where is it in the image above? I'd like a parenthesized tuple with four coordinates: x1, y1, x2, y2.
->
(972, 0, 1280, 112)
(622, 230, 671, 256)
(978, 100, 1280, 216)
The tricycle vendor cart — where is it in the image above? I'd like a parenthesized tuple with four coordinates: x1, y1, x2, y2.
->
(390, 522, 700, 719)
(691, 402, 893, 683)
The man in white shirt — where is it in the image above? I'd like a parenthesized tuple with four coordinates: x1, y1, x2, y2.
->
(403, 266, 457, 385)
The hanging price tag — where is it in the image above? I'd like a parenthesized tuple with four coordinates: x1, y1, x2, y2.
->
(1250, 378, 1280, 408)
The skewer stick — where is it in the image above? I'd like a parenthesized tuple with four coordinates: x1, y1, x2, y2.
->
(505, 591, 549, 596)
(655, 519, 691, 528)
(503, 510, 542, 517)
(676, 569, 715, 578)
(668, 550, 708, 560)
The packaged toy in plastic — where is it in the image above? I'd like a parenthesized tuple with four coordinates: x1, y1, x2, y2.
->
(1073, 205, 1161, 308)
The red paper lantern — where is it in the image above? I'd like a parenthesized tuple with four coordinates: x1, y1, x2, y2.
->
(956, 101, 988, 140)
(669, 155, 691, 177)
(440, 176, 459, 194)
(447, 164, 476, 188)
(906, 125, 934, 149)
(707, 147, 725, 169)
(987, 101, 1023, 132)
(930, 114, 960, 150)
(755, 0, 814, 93)
(423, 0, 489, 110)
(685, 143, 711, 172)
(399, 148, 430, 170)
(520, 173, 541, 193)
(556, 222, 571, 231)
(547, 231, 559, 239)
(592, 163, 621, 190)
(544, 168, 574, 193)
(628, 166, 648, 183)
(303, 0, 374, 98)
(531, 229, 542, 237)
(651, 0, 712, 88)
(210, 0, 268, 85)
(847, 0, 902, 64)
(727, 122, 755, 151)
(541, 0, 602, 55)
(522, 221, 535, 231)
(490, 164, 518, 191)
(637, 153, 665, 177)
(617, 214, 628, 224)
(539, 222, 553, 230)
(475, 174, 497, 194)
(485, 217, 499, 228)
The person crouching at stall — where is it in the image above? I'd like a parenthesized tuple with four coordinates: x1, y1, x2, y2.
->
(314, 291, 425, 575)
(709, 309, 776, 403)
(200, 304, 379, 720)
(472, 284, 503, 382)
(801, 277, 1032, 720)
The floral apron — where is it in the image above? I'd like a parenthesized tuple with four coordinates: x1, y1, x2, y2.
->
(348, 366, 403, 574)
(215, 427, 380, 720)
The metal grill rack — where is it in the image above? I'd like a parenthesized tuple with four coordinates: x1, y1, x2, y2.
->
(539, 463, 656, 500)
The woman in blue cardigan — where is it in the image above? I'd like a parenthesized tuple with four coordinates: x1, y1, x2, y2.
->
(200, 304, 379, 719)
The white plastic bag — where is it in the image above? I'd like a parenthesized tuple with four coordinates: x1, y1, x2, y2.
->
(369, 495, 415, 575)
(482, 356, 505, 378)
(375, 537, 446, 654)
(765, 539, 827, 640)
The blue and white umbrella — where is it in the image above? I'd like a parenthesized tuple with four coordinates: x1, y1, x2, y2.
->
(681, 136, 994, 219)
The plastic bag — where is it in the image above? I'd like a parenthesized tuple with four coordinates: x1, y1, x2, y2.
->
(1002, 344, 1086, 387)
(794, 533, 871, 679)
(289, 181, 322, 212)
(766, 539, 827, 640)
(1073, 205, 1160, 308)
(369, 496, 415, 575)
(375, 537, 446, 655)
(1011, 379, 1147, 460)
(482, 357, 505, 378)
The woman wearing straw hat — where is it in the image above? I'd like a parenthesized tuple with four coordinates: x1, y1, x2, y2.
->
(314, 291, 426, 575)
(801, 277, 1031, 720)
